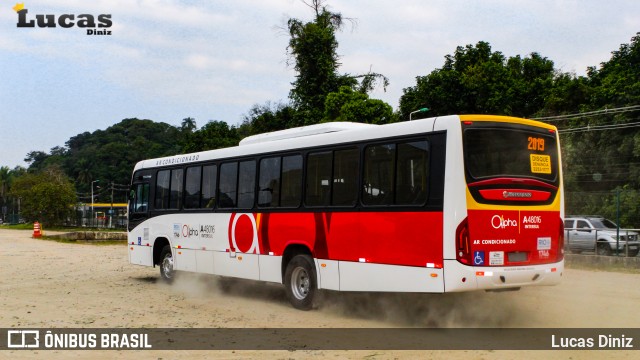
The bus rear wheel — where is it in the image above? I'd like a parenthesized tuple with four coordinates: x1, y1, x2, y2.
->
(284, 254, 317, 310)
(159, 245, 175, 283)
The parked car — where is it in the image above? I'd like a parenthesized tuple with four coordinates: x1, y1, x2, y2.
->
(564, 216, 639, 256)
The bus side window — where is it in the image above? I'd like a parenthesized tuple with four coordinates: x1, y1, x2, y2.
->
(362, 144, 395, 206)
(238, 160, 256, 209)
(305, 151, 332, 206)
(155, 170, 170, 209)
(169, 168, 183, 209)
(219, 162, 238, 208)
(395, 140, 429, 205)
(259, 157, 281, 207)
(184, 166, 202, 209)
(332, 148, 359, 206)
(201, 164, 217, 209)
(281, 155, 302, 207)
(132, 183, 149, 213)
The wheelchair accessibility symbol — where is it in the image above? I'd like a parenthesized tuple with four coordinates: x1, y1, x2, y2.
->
(473, 251, 485, 265)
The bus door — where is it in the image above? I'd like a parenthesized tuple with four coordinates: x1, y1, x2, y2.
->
(128, 181, 150, 232)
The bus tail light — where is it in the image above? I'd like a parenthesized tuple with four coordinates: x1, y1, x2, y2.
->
(456, 217, 472, 265)
(557, 218, 565, 260)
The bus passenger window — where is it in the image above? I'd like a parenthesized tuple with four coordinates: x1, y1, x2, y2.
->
(362, 144, 395, 206)
(332, 148, 359, 206)
(259, 157, 281, 207)
(170, 168, 183, 209)
(396, 141, 429, 205)
(305, 152, 332, 206)
(219, 162, 238, 208)
(184, 166, 202, 209)
(155, 170, 170, 209)
(238, 160, 256, 209)
(281, 155, 302, 207)
(201, 165, 217, 208)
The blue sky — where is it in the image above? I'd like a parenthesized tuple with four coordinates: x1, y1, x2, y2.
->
(1, 0, 639, 169)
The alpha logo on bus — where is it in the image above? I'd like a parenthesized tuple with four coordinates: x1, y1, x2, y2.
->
(182, 225, 198, 237)
(491, 215, 518, 229)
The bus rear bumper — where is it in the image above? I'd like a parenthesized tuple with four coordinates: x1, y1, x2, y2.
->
(443, 259, 563, 292)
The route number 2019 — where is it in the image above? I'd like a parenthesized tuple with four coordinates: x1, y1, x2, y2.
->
(528, 136, 545, 151)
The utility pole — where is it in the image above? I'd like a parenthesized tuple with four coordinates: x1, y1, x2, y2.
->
(616, 188, 620, 256)
(110, 181, 114, 228)
(91, 180, 99, 227)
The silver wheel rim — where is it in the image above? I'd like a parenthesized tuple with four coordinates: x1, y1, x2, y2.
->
(162, 254, 174, 279)
(291, 267, 310, 300)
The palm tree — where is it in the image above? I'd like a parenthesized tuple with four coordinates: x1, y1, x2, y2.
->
(180, 117, 197, 133)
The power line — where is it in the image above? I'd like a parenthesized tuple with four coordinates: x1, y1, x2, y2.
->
(533, 105, 640, 122)
(558, 121, 640, 134)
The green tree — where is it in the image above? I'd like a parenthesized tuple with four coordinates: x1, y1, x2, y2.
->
(286, 0, 390, 125)
(557, 33, 640, 211)
(0, 166, 9, 200)
(399, 41, 558, 120)
(237, 102, 300, 138)
(63, 118, 183, 201)
(287, 0, 353, 123)
(324, 86, 393, 124)
(10, 166, 77, 225)
(587, 32, 640, 108)
(24, 151, 50, 171)
(180, 117, 197, 133)
(0, 166, 10, 221)
(182, 120, 239, 153)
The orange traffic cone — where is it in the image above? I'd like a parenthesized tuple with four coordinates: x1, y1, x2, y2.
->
(33, 222, 42, 238)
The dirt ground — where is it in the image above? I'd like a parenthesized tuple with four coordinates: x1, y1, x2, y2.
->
(0, 229, 638, 359)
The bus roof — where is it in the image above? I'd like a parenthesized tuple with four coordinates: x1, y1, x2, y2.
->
(132, 115, 555, 172)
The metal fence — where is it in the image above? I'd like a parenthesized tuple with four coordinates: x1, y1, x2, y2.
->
(564, 227, 640, 257)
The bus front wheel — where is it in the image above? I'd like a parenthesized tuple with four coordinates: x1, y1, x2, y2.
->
(284, 254, 318, 310)
(159, 245, 175, 283)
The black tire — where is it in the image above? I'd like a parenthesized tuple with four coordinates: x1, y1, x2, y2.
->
(284, 254, 318, 310)
(626, 249, 639, 257)
(596, 242, 612, 256)
(159, 245, 175, 283)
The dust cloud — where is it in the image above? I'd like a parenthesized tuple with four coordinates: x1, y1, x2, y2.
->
(319, 291, 522, 328)
(163, 272, 289, 306)
(162, 272, 522, 328)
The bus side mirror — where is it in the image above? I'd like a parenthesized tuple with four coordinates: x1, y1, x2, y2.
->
(129, 190, 135, 201)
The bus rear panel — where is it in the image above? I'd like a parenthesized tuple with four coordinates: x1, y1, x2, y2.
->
(443, 115, 563, 292)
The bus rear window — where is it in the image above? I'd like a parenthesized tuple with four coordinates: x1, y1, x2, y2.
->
(463, 126, 558, 184)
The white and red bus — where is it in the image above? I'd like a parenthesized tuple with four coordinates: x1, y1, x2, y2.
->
(128, 115, 564, 310)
